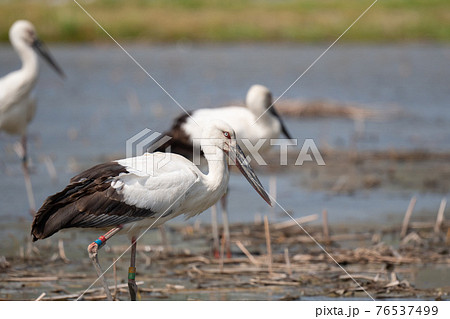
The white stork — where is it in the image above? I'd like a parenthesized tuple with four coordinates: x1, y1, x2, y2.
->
(151, 84, 292, 256)
(31, 120, 271, 300)
(0, 20, 64, 213)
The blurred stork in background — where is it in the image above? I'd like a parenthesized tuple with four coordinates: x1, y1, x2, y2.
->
(0, 20, 64, 214)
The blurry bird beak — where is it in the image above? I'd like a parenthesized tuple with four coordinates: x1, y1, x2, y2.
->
(32, 38, 65, 78)
(228, 143, 272, 206)
(270, 105, 293, 140)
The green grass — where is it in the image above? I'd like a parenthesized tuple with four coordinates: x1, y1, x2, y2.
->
(0, 0, 449, 43)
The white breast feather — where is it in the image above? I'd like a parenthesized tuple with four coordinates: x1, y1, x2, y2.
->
(115, 153, 200, 215)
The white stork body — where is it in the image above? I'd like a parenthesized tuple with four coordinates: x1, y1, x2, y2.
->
(1, 20, 63, 135)
(31, 120, 270, 241)
(0, 55, 38, 135)
(31, 121, 270, 301)
(1, 20, 64, 214)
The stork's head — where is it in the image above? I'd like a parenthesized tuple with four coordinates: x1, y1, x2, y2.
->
(201, 120, 271, 206)
(246, 84, 293, 140)
(246, 84, 272, 116)
(9, 20, 37, 47)
(200, 120, 236, 155)
(9, 20, 65, 78)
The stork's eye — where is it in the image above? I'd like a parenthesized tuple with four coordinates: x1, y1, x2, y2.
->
(223, 131, 231, 139)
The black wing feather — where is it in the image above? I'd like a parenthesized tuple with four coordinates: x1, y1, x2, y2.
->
(149, 112, 200, 159)
(31, 161, 157, 241)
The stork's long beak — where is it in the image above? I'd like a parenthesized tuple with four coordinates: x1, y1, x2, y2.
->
(32, 38, 65, 78)
(270, 105, 293, 140)
(228, 143, 272, 206)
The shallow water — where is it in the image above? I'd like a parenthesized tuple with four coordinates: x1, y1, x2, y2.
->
(0, 43, 449, 247)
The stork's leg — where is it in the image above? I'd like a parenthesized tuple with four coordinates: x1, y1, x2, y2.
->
(20, 134, 36, 215)
(211, 204, 220, 258)
(220, 193, 231, 258)
(128, 236, 138, 301)
(87, 226, 123, 301)
(88, 242, 112, 301)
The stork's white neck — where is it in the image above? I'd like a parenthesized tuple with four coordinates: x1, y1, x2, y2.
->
(13, 39, 39, 86)
(201, 144, 229, 193)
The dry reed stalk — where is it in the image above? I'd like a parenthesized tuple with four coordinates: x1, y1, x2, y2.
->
(5, 276, 58, 282)
(158, 225, 171, 252)
(200, 267, 264, 274)
(322, 209, 330, 244)
(209, 257, 253, 264)
(82, 294, 109, 301)
(235, 240, 258, 265)
(219, 231, 225, 272)
(269, 175, 277, 215)
(113, 258, 118, 301)
(434, 198, 447, 234)
(58, 239, 70, 263)
(338, 274, 379, 282)
(264, 216, 273, 274)
(284, 248, 292, 277)
(42, 294, 80, 301)
(250, 279, 300, 286)
(401, 197, 417, 238)
(170, 256, 210, 265)
(35, 292, 46, 301)
(409, 222, 437, 229)
(273, 214, 319, 230)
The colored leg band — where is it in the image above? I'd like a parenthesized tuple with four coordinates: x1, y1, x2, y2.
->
(128, 267, 136, 280)
(94, 236, 106, 247)
(94, 235, 107, 247)
(94, 239, 103, 246)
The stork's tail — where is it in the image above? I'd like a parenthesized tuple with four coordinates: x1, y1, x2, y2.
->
(31, 181, 88, 241)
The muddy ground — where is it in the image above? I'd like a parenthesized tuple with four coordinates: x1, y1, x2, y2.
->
(1, 213, 449, 301)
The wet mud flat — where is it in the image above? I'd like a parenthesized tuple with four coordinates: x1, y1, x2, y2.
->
(261, 148, 450, 196)
(1, 213, 449, 301)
